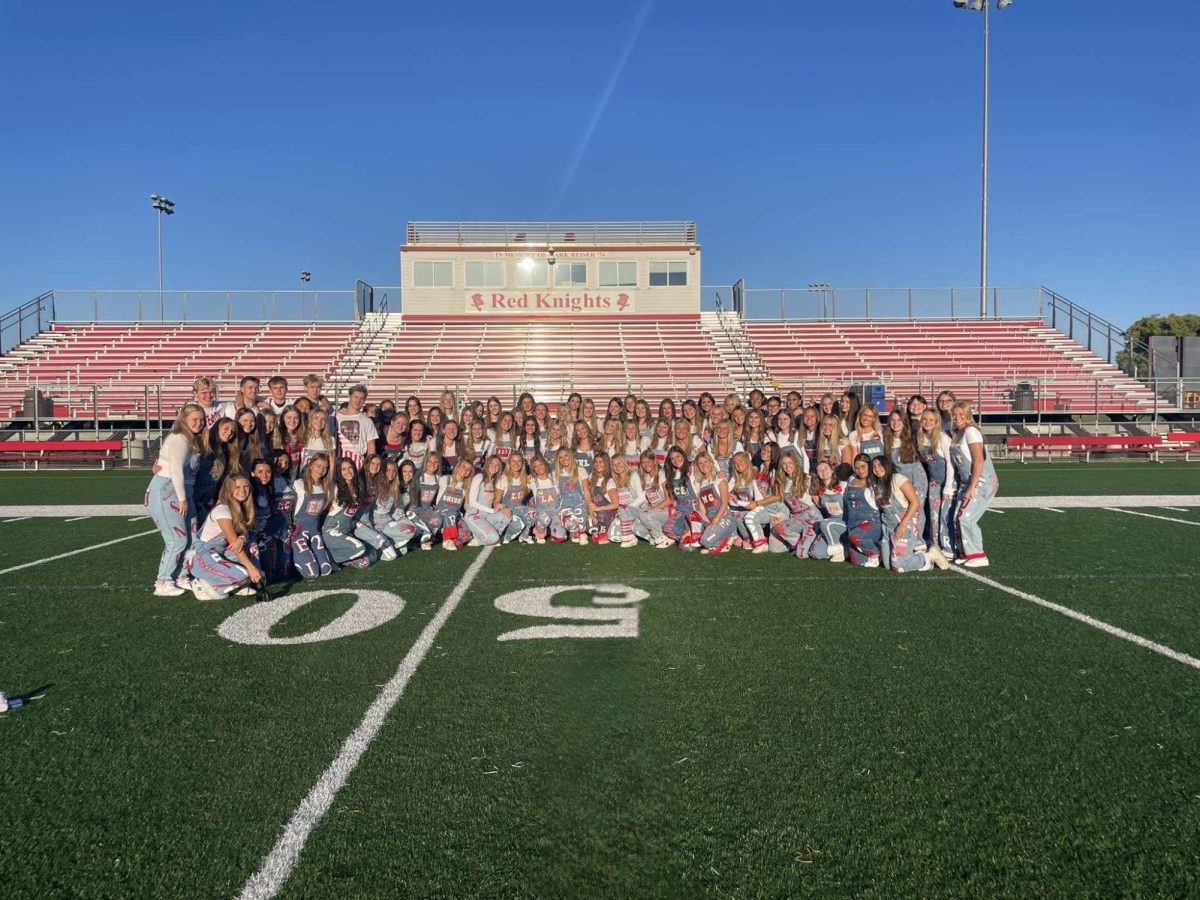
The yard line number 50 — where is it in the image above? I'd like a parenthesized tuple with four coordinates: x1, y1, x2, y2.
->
(217, 583, 648, 646)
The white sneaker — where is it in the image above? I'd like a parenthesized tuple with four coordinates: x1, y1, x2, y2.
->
(574, 534, 588, 545)
(154, 579, 185, 597)
(963, 556, 990, 568)
(174, 575, 194, 591)
(862, 557, 880, 568)
(828, 545, 845, 564)
(381, 546, 398, 561)
(620, 537, 638, 548)
(927, 547, 950, 570)
(443, 542, 457, 551)
(535, 536, 546, 545)
(420, 541, 433, 550)
(953, 557, 966, 565)
(655, 537, 674, 549)
(191, 580, 220, 601)
(917, 559, 933, 572)
(0, 691, 9, 713)
(235, 585, 256, 596)
(752, 543, 769, 555)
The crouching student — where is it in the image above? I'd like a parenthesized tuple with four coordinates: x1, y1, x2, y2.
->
(411, 454, 446, 549)
(323, 457, 394, 568)
(728, 451, 765, 552)
(693, 452, 736, 555)
(291, 453, 335, 578)
(366, 455, 420, 554)
(261, 450, 297, 581)
(845, 453, 883, 567)
(634, 450, 673, 548)
(607, 455, 642, 548)
(586, 452, 618, 544)
(554, 448, 589, 545)
(497, 454, 535, 544)
(529, 455, 561, 544)
(187, 475, 264, 600)
(871, 455, 949, 573)
(663, 447, 704, 550)
(464, 455, 511, 547)
(807, 461, 847, 563)
(436, 460, 473, 550)
(768, 450, 824, 557)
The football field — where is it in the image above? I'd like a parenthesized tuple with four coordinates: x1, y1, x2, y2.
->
(2, 464, 1199, 898)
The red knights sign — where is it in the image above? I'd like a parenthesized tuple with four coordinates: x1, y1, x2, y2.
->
(466, 291, 635, 315)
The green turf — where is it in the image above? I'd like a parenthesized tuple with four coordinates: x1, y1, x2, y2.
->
(1, 508, 1199, 897)
(0, 469, 148, 504)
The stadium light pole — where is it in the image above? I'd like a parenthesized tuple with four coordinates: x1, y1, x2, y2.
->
(150, 194, 175, 321)
(953, 0, 1012, 318)
(300, 270, 311, 319)
(809, 282, 831, 320)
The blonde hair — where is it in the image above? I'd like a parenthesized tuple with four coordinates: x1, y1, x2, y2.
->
(171, 402, 207, 454)
(730, 451, 756, 489)
(610, 454, 632, 489)
(773, 450, 808, 499)
(304, 408, 334, 451)
(217, 474, 255, 536)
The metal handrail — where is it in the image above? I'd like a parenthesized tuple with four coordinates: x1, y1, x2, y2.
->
(405, 221, 697, 245)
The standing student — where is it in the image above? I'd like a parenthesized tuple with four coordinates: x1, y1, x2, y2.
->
(906, 395, 928, 436)
(579, 397, 600, 439)
(816, 415, 850, 473)
(518, 416, 542, 463)
(195, 417, 238, 527)
(658, 397, 677, 424)
(844, 453, 883, 567)
(648, 418, 673, 466)
(533, 402, 551, 437)
(301, 408, 335, 466)
(276, 406, 305, 470)
(221, 376, 260, 421)
(262, 449, 297, 582)
(468, 420, 493, 470)
(436, 460, 474, 550)
(301, 374, 331, 415)
(440, 390, 459, 421)
(634, 400, 654, 443)
(323, 457, 393, 568)
(693, 452, 736, 555)
(381, 413, 410, 461)
(800, 406, 820, 472)
(871, 455, 949, 573)
(405, 395, 425, 422)
(948, 401, 998, 567)
(742, 409, 768, 467)
(235, 407, 267, 474)
(336, 384, 379, 469)
(768, 450, 823, 557)
(147, 403, 207, 596)
(491, 412, 516, 463)
(663, 447, 703, 550)
(808, 461, 847, 562)
(597, 417, 621, 458)
(936, 391, 957, 435)
(264, 376, 290, 415)
(404, 419, 432, 473)
(917, 409, 956, 557)
(497, 453, 534, 543)
(440, 420, 466, 475)
(769, 409, 805, 466)
(838, 392, 860, 439)
(291, 453, 335, 578)
(464, 455, 511, 547)
(634, 450, 673, 548)
(886, 410, 929, 539)
(187, 475, 264, 600)
(572, 421, 597, 476)
(620, 419, 645, 470)
(672, 418, 704, 461)
(708, 420, 742, 478)
(849, 406, 886, 460)
(193, 377, 222, 427)
(553, 447, 589, 544)
(561, 392, 582, 427)
(728, 450, 765, 552)
(543, 420, 565, 458)
(585, 452, 618, 544)
(247, 459, 275, 576)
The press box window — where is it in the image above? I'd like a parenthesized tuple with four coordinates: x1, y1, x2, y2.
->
(649, 261, 688, 287)
(599, 261, 637, 287)
(465, 261, 505, 288)
(413, 260, 453, 287)
(515, 258, 549, 288)
(554, 262, 587, 287)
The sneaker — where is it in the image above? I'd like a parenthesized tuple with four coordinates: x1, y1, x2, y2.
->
(700, 547, 712, 555)
(953, 557, 967, 565)
(655, 537, 674, 549)
(752, 543, 769, 555)
(420, 541, 433, 550)
(828, 544, 845, 563)
(917, 559, 933, 572)
(235, 585, 256, 596)
(535, 536, 546, 545)
(1, 691, 9, 713)
(381, 546, 398, 561)
(620, 537, 638, 548)
(174, 575, 194, 591)
(862, 557, 880, 568)
(190, 580, 220, 601)
(927, 547, 950, 570)
(154, 579, 186, 597)
(574, 534, 588, 545)
(443, 542, 457, 551)
(963, 556, 990, 568)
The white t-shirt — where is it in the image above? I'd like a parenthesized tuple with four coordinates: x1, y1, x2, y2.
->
(336, 412, 379, 465)
(200, 504, 232, 542)
(154, 432, 198, 501)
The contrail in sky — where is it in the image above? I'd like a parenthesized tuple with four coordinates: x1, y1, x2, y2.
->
(553, 0, 654, 210)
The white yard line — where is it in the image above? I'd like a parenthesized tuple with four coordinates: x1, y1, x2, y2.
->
(238, 545, 495, 900)
(992, 495, 1200, 509)
(64, 516, 91, 523)
(0, 504, 146, 518)
(2, 517, 31, 523)
(126, 516, 148, 522)
(951, 567, 1200, 672)
(1104, 508, 1200, 528)
(986, 509, 1005, 514)
(0, 530, 158, 576)
(1042, 507, 1065, 514)
(1161, 507, 1190, 513)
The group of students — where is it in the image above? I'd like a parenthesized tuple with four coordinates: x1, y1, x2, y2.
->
(146, 376, 999, 599)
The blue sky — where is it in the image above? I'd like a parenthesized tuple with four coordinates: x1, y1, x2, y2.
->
(1, 0, 1195, 327)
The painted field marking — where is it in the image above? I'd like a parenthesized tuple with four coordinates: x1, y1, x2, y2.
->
(950, 567, 1200, 672)
(1162, 506, 1190, 513)
(992, 495, 1200, 509)
(238, 545, 494, 900)
(1104, 508, 1200, 528)
(1043, 507, 1065, 514)
(127, 516, 148, 522)
(64, 516, 91, 523)
(986, 509, 1005, 515)
(2, 517, 30, 523)
(0, 530, 157, 576)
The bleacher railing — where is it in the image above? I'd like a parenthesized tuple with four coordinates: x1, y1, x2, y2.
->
(46, 290, 366, 323)
(705, 284, 1045, 323)
(0, 291, 55, 355)
(405, 221, 697, 245)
